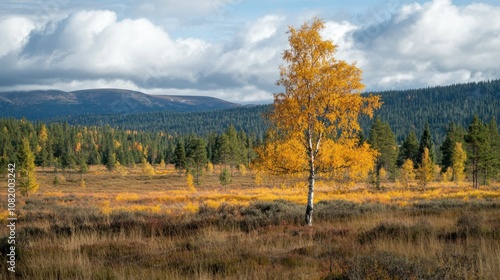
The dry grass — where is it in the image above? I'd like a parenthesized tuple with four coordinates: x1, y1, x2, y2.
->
(0, 165, 499, 279)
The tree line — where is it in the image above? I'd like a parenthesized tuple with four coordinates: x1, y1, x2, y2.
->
(367, 115, 500, 189)
(2, 113, 499, 191)
(0, 118, 258, 183)
(48, 80, 500, 147)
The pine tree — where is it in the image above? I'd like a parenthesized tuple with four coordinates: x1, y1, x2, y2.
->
(105, 150, 117, 171)
(440, 123, 465, 173)
(418, 123, 435, 165)
(173, 141, 187, 172)
(215, 134, 230, 168)
(18, 137, 39, 196)
(219, 168, 232, 186)
(368, 117, 398, 187)
(485, 118, 500, 183)
(465, 115, 487, 189)
(397, 130, 419, 168)
(187, 138, 208, 186)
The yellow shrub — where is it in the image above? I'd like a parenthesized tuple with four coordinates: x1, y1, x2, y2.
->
(238, 164, 247, 176)
(206, 162, 214, 174)
(186, 173, 196, 192)
(254, 172, 264, 186)
(183, 202, 199, 213)
(116, 193, 140, 202)
(100, 200, 112, 215)
(142, 159, 155, 178)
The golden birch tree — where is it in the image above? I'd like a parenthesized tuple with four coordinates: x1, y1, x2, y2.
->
(257, 18, 381, 226)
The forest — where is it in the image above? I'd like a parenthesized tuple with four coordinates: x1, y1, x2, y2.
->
(2, 111, 499, 192)
(50, 79, 500, 144)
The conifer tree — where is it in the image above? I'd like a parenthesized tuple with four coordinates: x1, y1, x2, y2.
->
(418, 123, 435, 165)
(465, 115, 487, 189)
(485, 118, 500, 183)
(173, 141, 187, 172)
(368, 117, 398, 186)
(187, 138, 208, 186)
(19, 137, 39, 196)
(440, 123, 465, 173)
(397, 130, 419, 168)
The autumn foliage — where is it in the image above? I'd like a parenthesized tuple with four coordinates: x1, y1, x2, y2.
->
(256, 18, 381, 225)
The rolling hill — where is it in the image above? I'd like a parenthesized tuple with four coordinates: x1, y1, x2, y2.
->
(53, 80, 500, 145)
(0, 88, 240, 119)
(1, 80, 499, 145)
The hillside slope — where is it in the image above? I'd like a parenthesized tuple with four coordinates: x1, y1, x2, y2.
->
(0, 88, 240, 119)
(55, 80, 500, 145)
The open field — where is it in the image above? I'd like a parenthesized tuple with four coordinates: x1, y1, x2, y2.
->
(1, 165, 500, 279)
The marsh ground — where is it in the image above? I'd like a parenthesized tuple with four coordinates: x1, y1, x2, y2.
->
(1, 165, 499, 279)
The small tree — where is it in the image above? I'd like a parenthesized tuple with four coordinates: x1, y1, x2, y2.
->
(418, 123, 436, 165)
(174, 141, 187, 174)
(142, 158, 155, 178)
(442, 167, 453, 183)
(186, 173, 195, 192)
(399, 159, 415, 188)
(219, 168, 232, 186)
(465, 116, 486, 189)
(206, 162, 214, 174)
(187, 138, 208, 186)
(417, 148, 434, 188)
(451, 142, 467, 184)
(19, 137, 39, 196)
(106, 150, 117, 171)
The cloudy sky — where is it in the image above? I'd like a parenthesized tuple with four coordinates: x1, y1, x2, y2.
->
(0, 0, 499, 103)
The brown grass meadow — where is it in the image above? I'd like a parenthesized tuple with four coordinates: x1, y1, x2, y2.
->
(1, 165, 500, 279)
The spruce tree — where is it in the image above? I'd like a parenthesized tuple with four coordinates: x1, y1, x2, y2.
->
(187, 138, 208, 186)
(488, 118, 500, 181)
(440, 123, 465, 173)
(418, 123, 435, 165)
(368, 117, 398, 186)
(465, 115, 487, 189)
(173, 141, 187, 172)
(397, 130, 419, 168)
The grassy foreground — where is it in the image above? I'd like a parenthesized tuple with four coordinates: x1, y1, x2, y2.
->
(1, 166, 500, 279)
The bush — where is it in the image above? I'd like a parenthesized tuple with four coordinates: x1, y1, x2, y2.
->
(359, 221, 432, 244)
(238, 200, 303, 231)
(456, 212, 483, 235)
(219, 168, 232, 186)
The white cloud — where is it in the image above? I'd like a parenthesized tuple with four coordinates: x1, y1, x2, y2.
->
(1, 0, 500, 103)
(326, 0, 500, 90)
(134, 0, 239, 18)
(0, 11, 284, 103)
(245, 15, 283, 44)
(0, 16, 35, 57)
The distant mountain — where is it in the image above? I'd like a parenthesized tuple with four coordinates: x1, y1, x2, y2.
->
(0, 88, 241, 119)
(55, 80, 500, 146)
